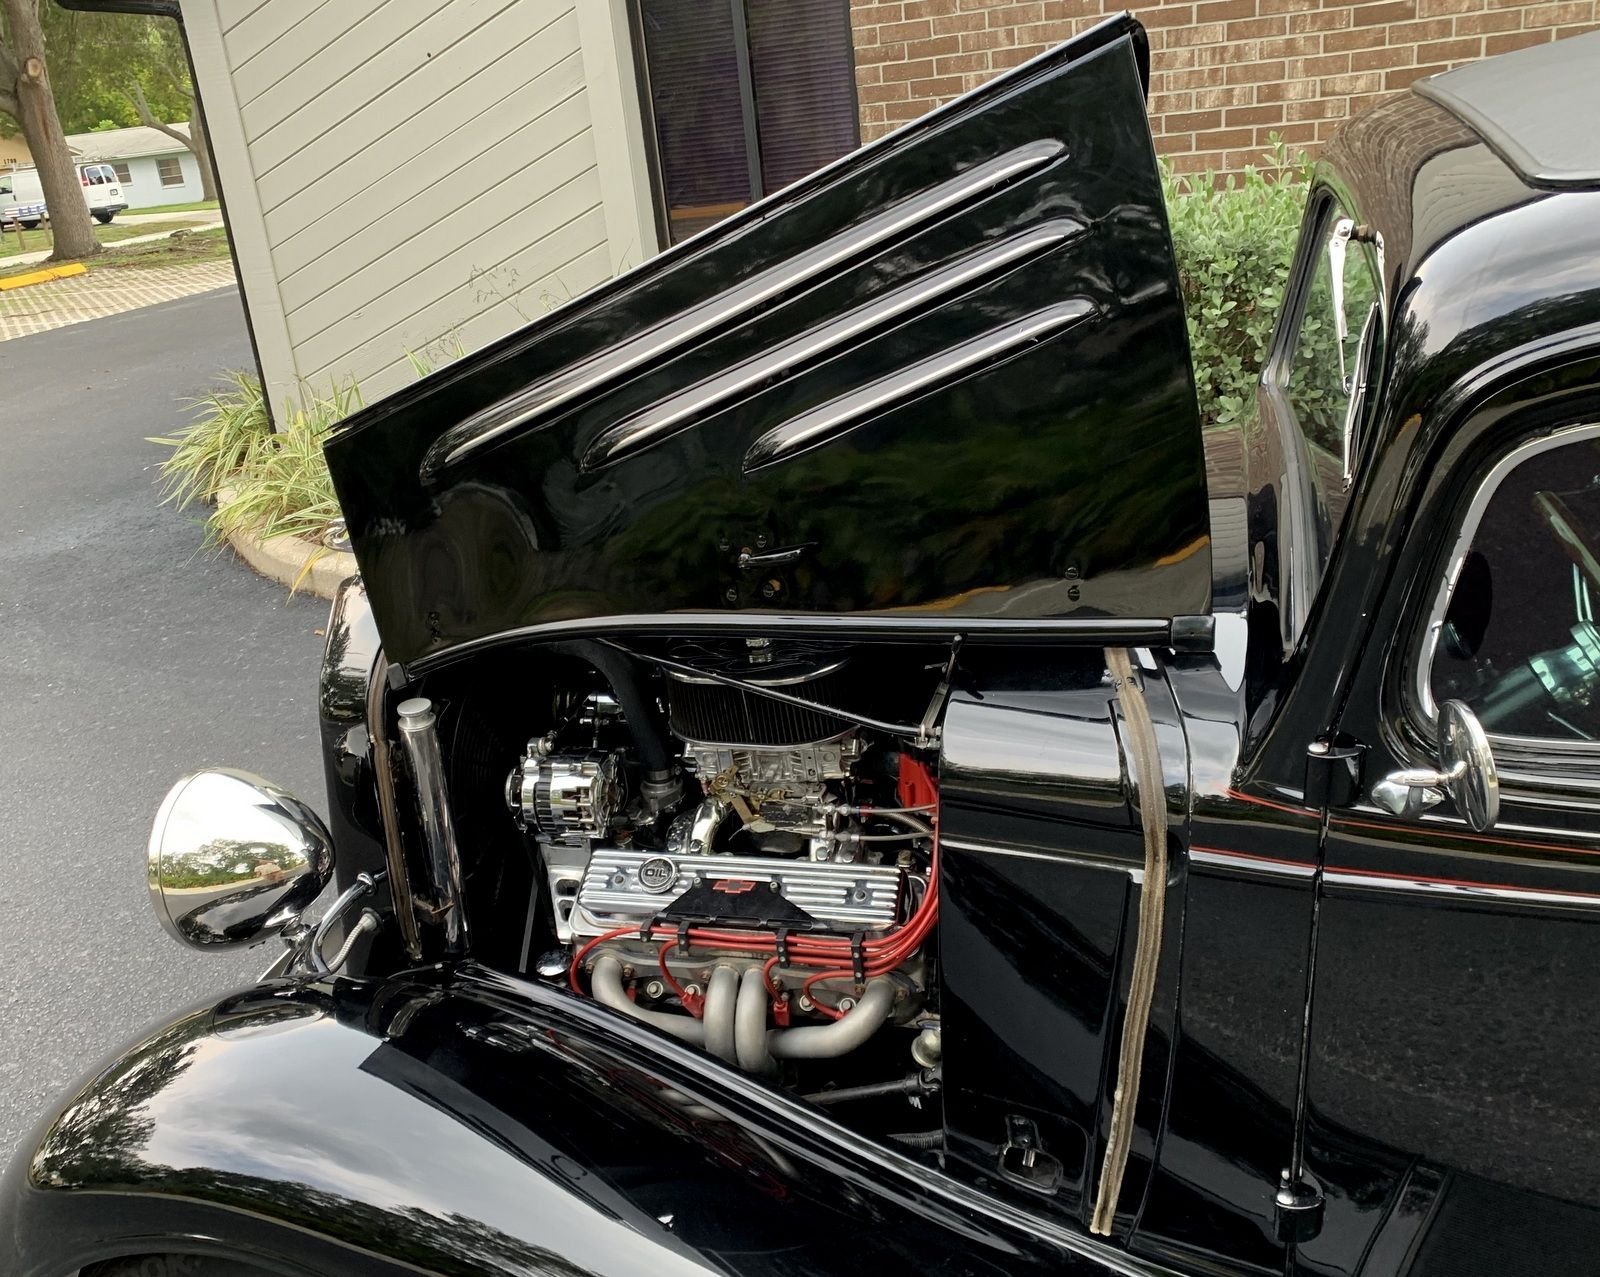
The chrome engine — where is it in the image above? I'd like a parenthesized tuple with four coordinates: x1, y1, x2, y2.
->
(505, 638, 940, 1074)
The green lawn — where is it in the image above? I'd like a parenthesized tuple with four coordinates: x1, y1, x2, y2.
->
(0, 217, 209, 261)
(126, 199, 220, 216)
(0, 225, 231, 279)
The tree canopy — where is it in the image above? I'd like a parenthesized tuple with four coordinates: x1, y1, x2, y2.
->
(0, 5, 190, 140)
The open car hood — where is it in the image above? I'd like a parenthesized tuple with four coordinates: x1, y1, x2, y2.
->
(323, 14, 1209, 670)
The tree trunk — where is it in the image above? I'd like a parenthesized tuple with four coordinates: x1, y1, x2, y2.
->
(129, 79, 216, 202)
(185, 86, 217, 202)
(0, 0, 98, 261)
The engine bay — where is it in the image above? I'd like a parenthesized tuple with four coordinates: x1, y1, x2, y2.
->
(450, 636, 950, 1140)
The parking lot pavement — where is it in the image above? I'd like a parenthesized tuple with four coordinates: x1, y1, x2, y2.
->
(0, 287, 330, 1167)
(0, 260, 237, 342)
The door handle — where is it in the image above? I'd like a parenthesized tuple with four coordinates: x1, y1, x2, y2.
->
(736, 545, 810, 570)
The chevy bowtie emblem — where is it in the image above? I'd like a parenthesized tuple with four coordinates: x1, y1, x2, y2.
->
(711, 879, 758, 895)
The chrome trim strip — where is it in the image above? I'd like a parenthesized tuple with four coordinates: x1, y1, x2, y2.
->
(743, 300, 1096, 471)
(665, 656, 851, 687)
(581, 219, 1085, 469)
(403, 611, 1182, 676)
(1325, 868, 1600, 910)
(1189, 847, 1316, 879)
(423, 140, 1067, 476)
(1413, 422, 1600, 739)
(940, 836, 1143, 883)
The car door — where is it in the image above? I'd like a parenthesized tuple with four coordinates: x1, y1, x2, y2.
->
(1305, 416, 1600, 1275)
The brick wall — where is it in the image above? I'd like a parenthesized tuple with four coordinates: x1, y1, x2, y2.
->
(851, 1, 1600, 176)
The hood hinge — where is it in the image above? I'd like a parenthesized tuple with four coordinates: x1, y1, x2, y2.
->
(1276, 1168, 1325, 1243)
(1303, 736, 1365, 810)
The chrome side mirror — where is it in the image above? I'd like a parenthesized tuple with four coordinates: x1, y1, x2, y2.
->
(148, 769, 334, 951)
(1371, 700, 1500, 831)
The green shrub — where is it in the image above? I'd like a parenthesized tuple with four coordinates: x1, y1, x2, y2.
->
(150, 376, 357, 555)
(1165, 140, 1313, 430)
(147, 369, 271, 509)
(211, 383, 358, 546)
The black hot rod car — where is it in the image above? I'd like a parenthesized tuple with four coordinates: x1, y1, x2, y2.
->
(7, 13, 1600, 1277)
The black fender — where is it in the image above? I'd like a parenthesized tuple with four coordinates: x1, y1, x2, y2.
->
(0, 967, 1152, 1277)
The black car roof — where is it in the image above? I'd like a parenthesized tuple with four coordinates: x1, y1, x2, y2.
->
(1415, 31, 1600, 190)
(1313, 38, 1600, 540)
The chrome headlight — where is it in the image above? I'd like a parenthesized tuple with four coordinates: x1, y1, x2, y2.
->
(147, 769, 334, 951)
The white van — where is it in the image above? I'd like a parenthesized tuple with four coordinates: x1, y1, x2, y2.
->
(0, 163, 128, 229)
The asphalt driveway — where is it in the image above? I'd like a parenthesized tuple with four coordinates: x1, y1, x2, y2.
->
(0, 286, 329, 1166)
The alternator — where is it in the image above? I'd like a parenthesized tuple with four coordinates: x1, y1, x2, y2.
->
(506, 746, 624, 843)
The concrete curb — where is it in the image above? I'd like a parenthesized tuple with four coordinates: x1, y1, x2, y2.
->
(215, 489, 356, 601)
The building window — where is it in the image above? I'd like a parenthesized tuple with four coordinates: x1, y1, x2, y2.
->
(112, 163, 132, 185)
(156, 156, 184, 187)
(632, 0, 859, 244)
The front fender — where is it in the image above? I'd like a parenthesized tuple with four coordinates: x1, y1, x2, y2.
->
(0, 968, 1139, 1277)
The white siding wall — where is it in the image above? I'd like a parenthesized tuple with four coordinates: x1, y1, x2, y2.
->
(182, 0, 658, 417)
(121, 152, 205, 209)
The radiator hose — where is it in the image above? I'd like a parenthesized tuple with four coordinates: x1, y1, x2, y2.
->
(547, 640, 676, 776)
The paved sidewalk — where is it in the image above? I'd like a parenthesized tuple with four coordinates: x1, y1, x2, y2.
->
(0, 260, 238, 342)
(120, 209, 224, 226)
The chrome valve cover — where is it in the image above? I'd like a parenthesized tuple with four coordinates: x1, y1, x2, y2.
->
(572, 847, 904, 940)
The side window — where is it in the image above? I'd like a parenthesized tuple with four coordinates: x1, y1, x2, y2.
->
(1428, 432, 1600, 742)
(85, 167, 105, 185)
(1278, 199, 1380, 537)
(0, 176, 11, 197)
(112, 163, 132, 185)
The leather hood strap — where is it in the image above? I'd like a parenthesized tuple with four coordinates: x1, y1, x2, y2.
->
(1090, 646, 1169, 1237)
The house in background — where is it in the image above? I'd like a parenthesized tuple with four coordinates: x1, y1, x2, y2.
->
(85, 0, 665, 420)
(119, 0, 856, 419)
(0, 134, 31, 169)
(67, 0, 1594, 421)
(66, 124, 204, 209)
(0, 125, 201, 208)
